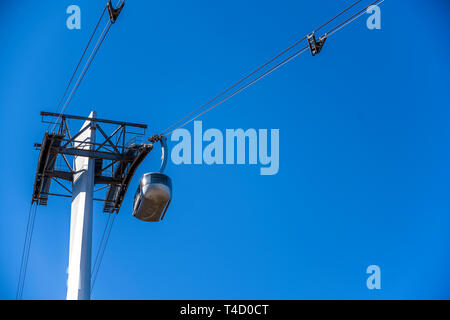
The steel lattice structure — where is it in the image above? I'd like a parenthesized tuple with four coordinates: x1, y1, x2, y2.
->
(32, 111, 153, 214)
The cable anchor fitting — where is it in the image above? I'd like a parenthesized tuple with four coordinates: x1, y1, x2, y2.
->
(107, 0, 125, 24)
(307, 32, 327, 56)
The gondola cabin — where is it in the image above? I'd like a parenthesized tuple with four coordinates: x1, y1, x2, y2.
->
(133, 173, 172, 222)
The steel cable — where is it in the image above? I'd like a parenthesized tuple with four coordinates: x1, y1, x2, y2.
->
(16, 203, 38, 300)
(159, 0, 375, 136)
(48, 6, 108, 133)
(50, 0, 125, 133)
(91, 213, 117, 291)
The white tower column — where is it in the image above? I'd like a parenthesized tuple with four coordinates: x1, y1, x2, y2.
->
(66, 111, 96, 300)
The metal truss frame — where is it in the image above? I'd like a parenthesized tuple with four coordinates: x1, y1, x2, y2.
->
(32, 112, 153, 214)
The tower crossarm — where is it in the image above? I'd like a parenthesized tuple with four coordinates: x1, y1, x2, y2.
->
(32, 111, 152, 214)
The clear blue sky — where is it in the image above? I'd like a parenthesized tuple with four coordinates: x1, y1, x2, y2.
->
(1, 0, 450, 300)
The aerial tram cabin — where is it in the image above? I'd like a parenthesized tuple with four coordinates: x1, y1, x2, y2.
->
(132, 136, 173, 222)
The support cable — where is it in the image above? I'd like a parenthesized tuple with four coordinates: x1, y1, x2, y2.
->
(162, 45, 309, 137)
(51, 21, 113, 133)
(16, 203, 38, 300)
(48, 6, 108, 132)
(91, 213, 117, 291)
(160, 0, 363, 136)
(160, 0, 384, 137)
(50, 0, 125, 133)
(92, 214, 111, 277)
(327, 0, 384, 37)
